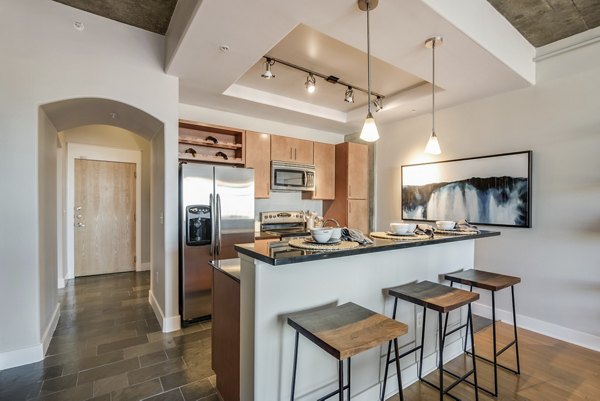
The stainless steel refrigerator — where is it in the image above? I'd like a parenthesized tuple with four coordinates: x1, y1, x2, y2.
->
(179, 163, 254, 324)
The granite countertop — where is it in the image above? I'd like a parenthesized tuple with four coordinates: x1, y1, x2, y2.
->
(209, 258, 241, 282)
(235, 230, 500, 266)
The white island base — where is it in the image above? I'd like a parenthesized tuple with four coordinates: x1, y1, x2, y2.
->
(239, 239, 480, 401)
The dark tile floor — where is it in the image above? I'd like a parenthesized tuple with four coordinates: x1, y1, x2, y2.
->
(0, 272, 216, 401)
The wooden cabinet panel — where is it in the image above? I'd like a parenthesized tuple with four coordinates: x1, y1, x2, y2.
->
(323, 142, 370, 233)
(348, 199, 369, 234)
(271, 135, 314, 164)
(270, 135, 294, 162)
(178, 120, 245, 165)
(304, 142, 335, 200)
(212, 269, 240, 401)
(347, 142, 368, 199)
(245, 131, 271, 198)
(294, 138, 314, 164)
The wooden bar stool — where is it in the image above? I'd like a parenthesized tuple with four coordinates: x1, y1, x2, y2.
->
(444, 269, 521, 397)
(382, 281, 480, 401)
(288, 302, 408, 401)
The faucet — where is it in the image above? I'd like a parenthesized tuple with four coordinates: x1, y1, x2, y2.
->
(322, 218, 340, 228)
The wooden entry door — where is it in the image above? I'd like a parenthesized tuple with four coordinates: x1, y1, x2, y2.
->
(74, 159, 136, 277)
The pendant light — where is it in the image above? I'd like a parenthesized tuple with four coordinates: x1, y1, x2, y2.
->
(358, 0, 379, 142)
(305, 73, 316, 93)
(424, 36, 443, 155)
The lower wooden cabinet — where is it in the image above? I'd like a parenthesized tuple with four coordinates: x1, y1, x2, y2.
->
(212, 268, 240, 401)
(348, 199, 369, 234)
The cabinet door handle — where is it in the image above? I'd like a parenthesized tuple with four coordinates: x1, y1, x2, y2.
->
(290, 147, 293, 160)
(294, 148, 297, 160)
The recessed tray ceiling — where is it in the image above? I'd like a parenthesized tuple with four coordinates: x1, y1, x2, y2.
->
(234, 24, 425, 113)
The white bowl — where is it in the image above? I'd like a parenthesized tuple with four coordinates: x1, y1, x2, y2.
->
(436, 220, 456, 230)
(310, 228, 333, 243)
(389, 223, 416, 234)
(330, 227, 342, 240)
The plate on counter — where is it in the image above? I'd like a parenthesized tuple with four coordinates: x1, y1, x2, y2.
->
(386, 231, 417, 236)
(305, 238, 342, 245)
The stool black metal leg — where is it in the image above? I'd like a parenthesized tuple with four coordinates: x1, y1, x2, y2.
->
(468, 304, 479, 401)
(381, 298, 399, 400)
(347, 358, 351, 400)
(418, 307, 427, 380)
(291, 331, 299, 401)
(511, 285, 521, 374)
(463, 284, 473, 352)
(393, 338, 404, 401)
(338, 360, 344, 401)
(438, 311, 444, 401)
(491, 291, 498, 396)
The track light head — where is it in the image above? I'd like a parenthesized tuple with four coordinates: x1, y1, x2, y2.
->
(344, 87, 355, 103)
(373, 96, 383, 112)
(305, 73, 316, 93)
(261, 58, 275, 79)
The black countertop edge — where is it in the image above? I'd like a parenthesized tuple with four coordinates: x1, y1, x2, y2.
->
(235, 231, 500, 266)
(209, 258, 241, 282)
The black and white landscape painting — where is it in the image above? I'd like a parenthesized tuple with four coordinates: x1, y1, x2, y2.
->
(402, 152, 531, 227)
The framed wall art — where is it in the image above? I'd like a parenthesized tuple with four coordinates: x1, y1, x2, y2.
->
(401, 151, 532, 227)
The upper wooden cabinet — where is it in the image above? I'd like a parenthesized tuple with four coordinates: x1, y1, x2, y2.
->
(245, 131, 271, 199)
(178, 120, 245, 165)
(271, 135, 313, 164)
(347, 142, 368, 199)
(303, 142, 335, 200)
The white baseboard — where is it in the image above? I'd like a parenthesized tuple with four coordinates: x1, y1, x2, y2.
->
(0, 303, 60, 370)
(41, 303, 61, 356)
(0, 344, 43, 370)
(473, 302, 600, 352)
(148, 290, 181, 333)
(137, 262, 151, 272)
(57, 277, 65, 289)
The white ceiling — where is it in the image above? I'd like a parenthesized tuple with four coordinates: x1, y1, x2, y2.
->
(166, 0, 535, 135)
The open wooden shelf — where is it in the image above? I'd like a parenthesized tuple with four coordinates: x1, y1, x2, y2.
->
(178, 120, 245, 165)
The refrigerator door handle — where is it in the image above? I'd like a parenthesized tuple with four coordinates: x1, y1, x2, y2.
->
(209, 193, 215, 256)
(216, 194, 222, 255)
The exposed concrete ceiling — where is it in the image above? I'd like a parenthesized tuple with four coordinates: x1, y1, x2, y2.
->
(487, 0, 600, 47)
(52, 0, 178, 35)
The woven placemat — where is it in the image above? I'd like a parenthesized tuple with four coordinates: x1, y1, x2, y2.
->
(370, 232, 430, 241)
(434, 229, 478, 236)
(288, 239, 360, 251)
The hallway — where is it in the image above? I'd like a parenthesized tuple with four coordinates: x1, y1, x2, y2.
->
(0, 272, 216, 401)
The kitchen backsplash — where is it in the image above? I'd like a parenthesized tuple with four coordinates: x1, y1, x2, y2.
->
(255, 192, 322, 220)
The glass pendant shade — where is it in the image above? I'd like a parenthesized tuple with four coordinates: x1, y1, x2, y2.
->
(360, 112, 379, 142)
(424, 131, 441, 155)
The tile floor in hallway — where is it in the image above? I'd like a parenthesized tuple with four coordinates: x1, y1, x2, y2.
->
(0, 272, 216, 401)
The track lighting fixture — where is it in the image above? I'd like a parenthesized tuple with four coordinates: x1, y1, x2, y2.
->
(344, 87, 355, 103)
(259, 56, 384, 107)
(261, 58, 275, 79)
(305, 73, 316, 93)
(359, 0, 380, 142)
(424, 36, 443, 155)
(373, 96, 383, 112)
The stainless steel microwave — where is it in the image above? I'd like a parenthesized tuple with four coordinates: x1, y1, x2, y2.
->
(271, 161, 315, 191)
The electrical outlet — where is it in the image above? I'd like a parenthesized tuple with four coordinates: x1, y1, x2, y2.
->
(417, 312, 423, 328)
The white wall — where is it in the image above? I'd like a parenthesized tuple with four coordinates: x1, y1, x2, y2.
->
(0, 0, 179, 368)
(375, 40, 600, 349)
(61, 125, 152, 265)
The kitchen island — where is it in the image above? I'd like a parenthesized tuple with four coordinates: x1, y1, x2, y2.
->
(234, 231, 499, 401)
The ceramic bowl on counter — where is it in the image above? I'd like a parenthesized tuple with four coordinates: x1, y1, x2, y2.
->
(330, 227, 342, 240)
(435, 220, 456, 230)
(310, 228, 333, 243)
(389, 223, 417, 234)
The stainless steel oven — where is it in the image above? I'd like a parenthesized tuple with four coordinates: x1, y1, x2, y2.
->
(271, 161, 315, 191)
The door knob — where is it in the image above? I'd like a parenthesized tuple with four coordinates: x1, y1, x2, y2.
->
(76, 214, 83, 219)
(76, 222, 85, 227)
(75, 206, 82, 211)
